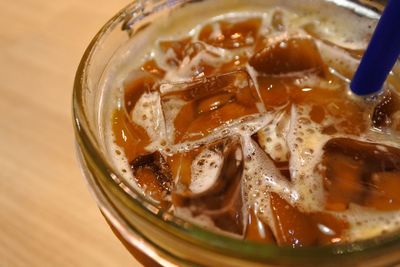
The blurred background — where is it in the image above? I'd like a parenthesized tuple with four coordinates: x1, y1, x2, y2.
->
(0, 0, 141, 266)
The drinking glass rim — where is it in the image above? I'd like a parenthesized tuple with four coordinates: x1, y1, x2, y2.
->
(72, 0, 400, 263)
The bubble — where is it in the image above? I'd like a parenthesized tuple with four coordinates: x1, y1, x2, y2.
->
(190, 148, 223, 193)
(274, 144, 282, 151)
(298, 117, 311, 125)
(222, 129, 230, 135)
(304, 148, 314, 155)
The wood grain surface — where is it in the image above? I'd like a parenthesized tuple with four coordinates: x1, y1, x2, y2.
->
(0, 0, 141, 266)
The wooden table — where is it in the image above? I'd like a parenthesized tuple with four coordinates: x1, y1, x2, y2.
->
(0, 0, 141, 266)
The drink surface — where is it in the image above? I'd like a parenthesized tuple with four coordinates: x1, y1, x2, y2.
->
(103, 0, 400, 247)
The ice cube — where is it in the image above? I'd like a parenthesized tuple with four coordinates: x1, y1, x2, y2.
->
(256, 76, 291, 109)
(271, 10, 285, 32)
(140, 59, 166, 78)
(159, 37, 192, 67)
(199, 18, 262, 49)
(245, 209, 276, 243)
(303, 23, 365, 59)
(372, 91, 400, 132)
(172, 137, 246, 235)
(130, 90, 168, 152)
(364, 172, 400, 211)
(161, 41, 225, 80)
(270, 192, 318, 247)
(124, 71, 158, 113)
(112, 108, 150, 163)
(159, 70, 263, 143)
(269, 193, 348, 247)
(130, 152, 173, 203)
(159, 37, 224, 76)
(321, 138, 400, 211)
(219, 54, 249, 73)
(256, 73, 367, 135)
(249, 37, 325, 76)
(257, 108, 291, 163)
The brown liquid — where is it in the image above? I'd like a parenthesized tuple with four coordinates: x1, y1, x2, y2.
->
(163, 71, 260, 143)
(111, 13, 400, 247)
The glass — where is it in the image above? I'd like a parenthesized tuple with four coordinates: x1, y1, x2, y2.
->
(73, 0, 400, 266)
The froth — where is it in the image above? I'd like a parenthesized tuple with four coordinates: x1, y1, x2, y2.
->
(165, 113, 273, 155)
(286, 105, 328, 211)
(242, 135, 298, 205)
(334, 206, 400, 242)
(257, 109, 290, 162)
(190, 149, 223, 194)
(131, 91, 167, 151)
(103, 3, 400, 243)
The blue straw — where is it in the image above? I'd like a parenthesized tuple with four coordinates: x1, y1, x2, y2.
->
(350, 0, 400, 96)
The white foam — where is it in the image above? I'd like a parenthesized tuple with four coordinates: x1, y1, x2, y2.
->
(286, 105, 329, 211)
(190, 149, 223, 194)
(332, 205, 400, 242)
(130, 91, 167, 151)
(165, 113, 274, 155)
(257, 108, 290, 162)
(242, 135, 299, 205)
(156, 97, 185, 145)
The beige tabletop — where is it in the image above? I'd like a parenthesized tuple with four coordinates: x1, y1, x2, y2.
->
(0, 0, 141, 266)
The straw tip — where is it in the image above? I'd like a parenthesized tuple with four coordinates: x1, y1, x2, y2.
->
(349, 0, 400, 96)
(350, 80, 382, 96)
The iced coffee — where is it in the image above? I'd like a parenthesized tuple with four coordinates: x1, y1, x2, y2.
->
(105, 1, 400, 248)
